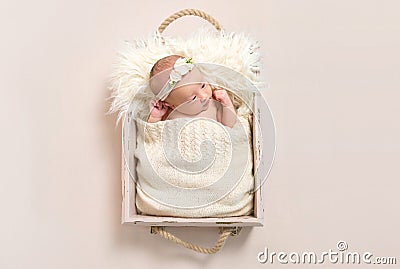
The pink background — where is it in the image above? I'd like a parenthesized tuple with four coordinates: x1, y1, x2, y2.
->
(1, 0, 399, 268)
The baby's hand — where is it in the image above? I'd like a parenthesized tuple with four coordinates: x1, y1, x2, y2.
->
(213, 88, 233, 107)
(148, 99, 168, 122)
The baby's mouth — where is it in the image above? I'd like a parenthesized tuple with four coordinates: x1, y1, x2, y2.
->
(201, 98, 210, 107)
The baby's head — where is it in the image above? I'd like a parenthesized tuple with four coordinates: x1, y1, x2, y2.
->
(149, 55, 213, 115)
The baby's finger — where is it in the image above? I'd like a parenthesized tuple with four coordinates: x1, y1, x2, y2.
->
(214, 87, 226, 92)
(213, 91, 222, 98)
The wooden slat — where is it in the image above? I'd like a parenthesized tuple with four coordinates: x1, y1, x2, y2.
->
(253, 92, 264, 221)
(125, 215, 262, 227)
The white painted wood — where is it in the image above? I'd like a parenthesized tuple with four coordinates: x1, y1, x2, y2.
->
(253, 91, 276, 222)
(125, 215, 262, 227)
(253, 92, 264, 221)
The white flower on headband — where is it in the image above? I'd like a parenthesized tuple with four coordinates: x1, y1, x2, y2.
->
(169, 57, 194, 86)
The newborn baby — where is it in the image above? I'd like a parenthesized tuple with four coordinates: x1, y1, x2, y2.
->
(147, 55, 236, 127)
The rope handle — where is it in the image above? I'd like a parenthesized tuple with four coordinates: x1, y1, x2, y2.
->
(151, 226, 241, 254)
(157, 8, 222, 34)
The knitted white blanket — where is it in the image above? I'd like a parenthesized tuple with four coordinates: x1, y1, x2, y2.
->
(134, 114, 254, 217)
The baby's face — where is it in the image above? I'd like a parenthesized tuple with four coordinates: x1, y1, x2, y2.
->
(164, 68, 213, 115)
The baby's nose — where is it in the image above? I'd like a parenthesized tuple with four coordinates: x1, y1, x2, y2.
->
(199, 91, 209, 99)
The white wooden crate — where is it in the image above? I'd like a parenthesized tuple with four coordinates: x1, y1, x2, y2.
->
(121, 92, 274, 227)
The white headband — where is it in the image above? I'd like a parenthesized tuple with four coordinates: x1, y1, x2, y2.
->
(155, 57, 194, 101)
